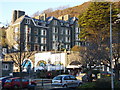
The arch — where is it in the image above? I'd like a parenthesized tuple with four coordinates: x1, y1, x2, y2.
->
(69, 61, 81, 65)
(22, 59, 33, 68)
(37, 60, 46, 67)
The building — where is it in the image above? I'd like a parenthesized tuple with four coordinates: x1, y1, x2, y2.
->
(6, 10, 80, 52)
(2, 61, 14, 76)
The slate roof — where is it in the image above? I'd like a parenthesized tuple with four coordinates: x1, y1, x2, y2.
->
(13, 15, 31, 25)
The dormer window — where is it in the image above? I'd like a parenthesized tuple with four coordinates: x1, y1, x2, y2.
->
(54, 20, 57, 25)
(35, 21, 39, 25)
(25, 19, 30, 24)
(61, 23, 63, 25)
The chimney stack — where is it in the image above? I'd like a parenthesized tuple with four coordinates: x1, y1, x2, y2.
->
(12, 10, 25, 24)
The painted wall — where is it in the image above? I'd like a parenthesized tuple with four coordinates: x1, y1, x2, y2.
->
(34, 52, 66, 71)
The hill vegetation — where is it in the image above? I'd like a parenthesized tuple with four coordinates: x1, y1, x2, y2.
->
(46, 2, 91, 18)
(35, 1, 120, 18)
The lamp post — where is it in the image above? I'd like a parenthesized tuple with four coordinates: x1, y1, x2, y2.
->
(0, 45, 2, 89)
(110, 2, 114, 90)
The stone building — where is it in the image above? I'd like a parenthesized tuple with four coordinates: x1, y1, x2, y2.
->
(2, 61, 14, 76)
(6, 10, 80, 52)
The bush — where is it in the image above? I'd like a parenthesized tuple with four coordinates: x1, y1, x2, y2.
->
(95, 77, 111, 88)
(78, 82, 96, 90)
(79, 77, 120, 89)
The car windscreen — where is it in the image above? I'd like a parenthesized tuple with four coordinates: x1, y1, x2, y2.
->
(53, 76, 62, 80)
(70, 75, 77, 80)
(5, 79, 12, 82)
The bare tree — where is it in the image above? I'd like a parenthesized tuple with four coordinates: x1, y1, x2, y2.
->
(32, 11, 40, 17)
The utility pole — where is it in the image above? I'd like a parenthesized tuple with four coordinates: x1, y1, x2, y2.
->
(110, 2, 114, 90)
(0, 45, 2, 89)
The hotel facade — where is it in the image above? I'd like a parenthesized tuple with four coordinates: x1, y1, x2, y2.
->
(6, 10, 80, 52)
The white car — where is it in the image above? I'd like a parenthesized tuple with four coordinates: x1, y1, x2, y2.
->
(52, 75, 82, 88)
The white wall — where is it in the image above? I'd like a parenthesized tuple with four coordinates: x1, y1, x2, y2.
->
(34, 52, 66, 71)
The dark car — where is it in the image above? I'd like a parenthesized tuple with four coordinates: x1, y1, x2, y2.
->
(3, 77, 36, 89)
(0, 76, 13, 88)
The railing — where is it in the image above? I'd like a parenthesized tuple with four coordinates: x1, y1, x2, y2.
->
(33, 79, 52, 87)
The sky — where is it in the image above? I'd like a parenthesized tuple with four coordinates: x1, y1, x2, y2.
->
(0, 0, 90, 24)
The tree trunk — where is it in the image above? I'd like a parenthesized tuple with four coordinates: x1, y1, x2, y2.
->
(87, 69, 93, 82)
(19, 65, 23, 89)
(115, 65, 119, 81)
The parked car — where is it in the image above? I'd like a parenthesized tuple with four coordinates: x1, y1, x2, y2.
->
(3, 77, 36, 89)
(0, 76, 13, 88)
(52, 75, 82, 88)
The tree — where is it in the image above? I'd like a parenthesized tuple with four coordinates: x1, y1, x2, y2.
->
(0, 27, 7, 47)
(71, 45, 83, 51)
(5, 51, 36, 88)
(5, 51, 36, 72)
(32, 11, 40, 17)
(78, 2, 119, 80)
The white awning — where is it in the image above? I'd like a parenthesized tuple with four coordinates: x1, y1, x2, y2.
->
(66, 65, 81, 69)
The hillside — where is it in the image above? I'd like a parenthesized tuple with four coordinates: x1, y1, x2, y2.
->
(46, 2, 91, 18)
(45, 1, 120, 18)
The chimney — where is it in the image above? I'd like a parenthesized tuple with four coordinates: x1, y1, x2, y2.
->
(58, 16, 64, 20)
(12, 10, 17, 24)
(17, 10, 25, 18)
(39, 13, 46, 21)
(12, 10, 25, 24)
(63, 14, 70, 21)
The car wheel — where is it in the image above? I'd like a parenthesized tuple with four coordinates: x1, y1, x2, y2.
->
(14, 85, 19, 89)
(78, 83, 82, 87)
(63, 84, 67, 88)
(31, 83, 36, 86)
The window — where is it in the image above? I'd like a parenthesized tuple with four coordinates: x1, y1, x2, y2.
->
(61, 23, 63, 25)
(34, 45, 39, 51)
(5, 80, 12, 82)
(61, 29, 63, 34)
(34, 28, 38, 35)
(68, 30, 70, 35)
(41, 46, 46, 51)
(34, 36, 38, 43)
(54, 20, 57, 25)
(35, 21, 39, 25)
(41, 37, 46, 44)
(41, 30, 46, 35)
(65, 37, 70, 42)
(25, 19, 30, 24)
(66, 45, 70, 50)
(65, 29, 68, 35)
(64, 76, 70, 80)
(27, 36, 31, 42)
(25, 25, 31, 34)
(53, 27, 58, 33)
(52, 43, 56, 50)
(53, 76, 62, 80)
(65, 28, 70, 35)
(22, 79, 29, 82)
(68, 37, 70, 42)
(3, 64, 9, 70)
(76, 27, 80, 33)
(70, 76, 77, 80)
(14, 79, 20, 82)
(53, 35, 58, 41)
(66, 24, 69, 27)
(76, 34, 80, 40)
(27, 27, 31, 34)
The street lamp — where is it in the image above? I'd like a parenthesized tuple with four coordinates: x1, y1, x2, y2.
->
(0, 45, 2, 89)
(110, 2, 114, 90)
